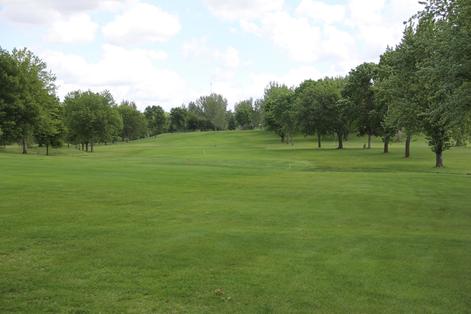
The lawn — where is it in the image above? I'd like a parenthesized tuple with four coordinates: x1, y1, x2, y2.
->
(1, 131, 470, 313)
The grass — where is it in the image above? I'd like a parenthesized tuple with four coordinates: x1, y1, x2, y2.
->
(1, 130, 470, 313)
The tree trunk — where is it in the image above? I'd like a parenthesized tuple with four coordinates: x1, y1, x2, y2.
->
(22, 137, 27, 154)
(337, 132, 343, 149)
(46, 144, 49, 156)
(367, 134, 372, 149)
(86, 143, 89, 152)
(91, 142, 94, 152)
(281, 134, 285, 143)
(317, 133, 321, 148)
(384, 136, 390, 153)
(81, 143, 84, 151)
(405, 135, 411, 158)
(435, 151, 444, 168)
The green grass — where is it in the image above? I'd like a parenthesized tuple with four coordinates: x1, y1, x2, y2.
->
(1, 130, 471, 313)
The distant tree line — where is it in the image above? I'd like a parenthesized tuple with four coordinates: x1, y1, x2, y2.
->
(0, 0, 469, 167)
(0, 48, 263, 154)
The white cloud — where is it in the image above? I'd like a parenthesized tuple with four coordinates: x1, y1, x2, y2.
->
(0, 0, 123, 25)
(204, 0, 284, 21)
(102, 2, 181, 45)
(296, 0, 346, 24)
(47, 14, 98, 43)
(42, 45, 183, 110)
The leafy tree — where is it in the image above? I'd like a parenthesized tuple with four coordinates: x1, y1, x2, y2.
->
(252, 99, 264, 129)
(144, 105, 167, 136)
(169, 107, 187, 132)
(64, 90, 123, 152)
(263, 82, 296, 144)
(118, 101, 147, 141)
(234, 99, 254, 129)
(0, 48, 20, 147)
(195, 94, 228, 130)
(332, 98, 356, 149)
(343, 62, 382, 149)
(407, 0, 471, 167)
(226, 111, 237, 130)
(0, 48, 57, 153)
(34, 96, 64, 155)
(295, 78, 343, 148)
(378, 32, 423, 157)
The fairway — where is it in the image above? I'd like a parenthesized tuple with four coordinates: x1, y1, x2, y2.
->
(1, 131, 471, 313)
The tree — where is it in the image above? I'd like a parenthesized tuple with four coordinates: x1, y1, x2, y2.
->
(234, 99, 254, 129)
(343, 63, 382, 149)
(195, 94, 228, 130)
(263, 82, 296, 144)
(407, 0, 471, 167)
(0, 48, 20, 147)
(226, 111, 237, 130)
(378, 32, 423, 157)
(64, 90, 123, 152)
(295, 78, 343, 148)
(144, 105, 167, 136)
(332, 98, 356, 149)
(169, 107, 187, 132)
(34, 96, 64, 155)
(0, 48, 57, 154)
(118, 101, 147, 141)
(252, 99, 264, 129)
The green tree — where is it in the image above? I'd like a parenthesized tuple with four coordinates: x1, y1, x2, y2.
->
(0, 48, 57, 153)
(64, 90, 123, 152)
(195, 94, 228, 130)
(0, 48, 20, 147)
(343, 62, 382, 149)
(144, 105, 167, 136)
(226, 111, 237, 130)
(34, 96, 64, 155)
(295, 78, 343, 148)
(118, 101, 147, 141)
(332, 98, 356, 149)
(234, 99, 254, 130)
(377, 32, 423, 157)
(263, 82, 296, 144)
(169, 107, 187, 132)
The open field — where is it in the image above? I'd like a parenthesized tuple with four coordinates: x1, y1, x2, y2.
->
(1, 131, 471, 313)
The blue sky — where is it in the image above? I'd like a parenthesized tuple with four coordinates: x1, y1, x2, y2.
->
(0, 0, 422, 111)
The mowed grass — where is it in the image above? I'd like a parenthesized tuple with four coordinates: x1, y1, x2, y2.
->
(1, 130, 471, 313)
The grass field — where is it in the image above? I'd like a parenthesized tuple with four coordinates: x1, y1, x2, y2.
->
(1, 130, 471, 313)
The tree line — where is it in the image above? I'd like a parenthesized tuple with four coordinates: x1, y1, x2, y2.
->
(261, 0, 470, 167)
(0, 48, 263, 154)
(0, 0, 469, 167)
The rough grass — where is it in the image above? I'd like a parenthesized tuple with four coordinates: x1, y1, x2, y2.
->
(1, 131, 470, 313)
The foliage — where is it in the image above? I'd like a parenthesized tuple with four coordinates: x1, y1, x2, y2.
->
(144, 105, 167, 136)
(118, 101, 147, 141)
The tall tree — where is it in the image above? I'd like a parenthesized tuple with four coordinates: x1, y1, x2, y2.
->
(195, 94, 228, 130)
(34, 95, 64, 155)
(234, 99, 254, 130)
(169, 107, 187, 132)
(295, 78, 344, 148)
(118, 101, 147, 141)
(263, 82, 296, 144)
(343, 63, 382, 149)
(64, 90, 122, 152)
(0, 48, 57, 153)
(378, 32, 423, 157)
(144, 105, 167, 136)
(0, 48, 20, 147)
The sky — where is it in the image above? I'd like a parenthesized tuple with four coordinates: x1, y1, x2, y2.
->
(0, 0, 423, 111)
